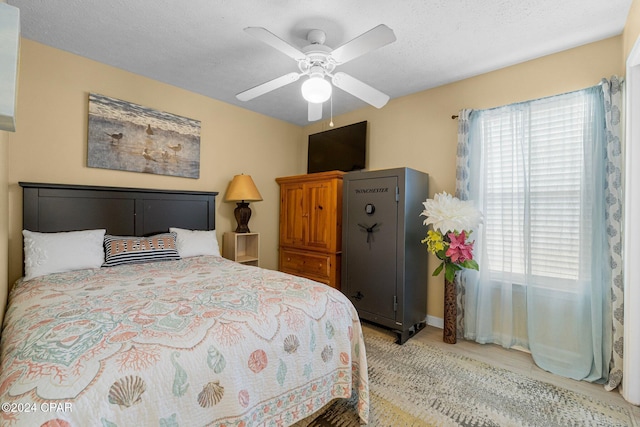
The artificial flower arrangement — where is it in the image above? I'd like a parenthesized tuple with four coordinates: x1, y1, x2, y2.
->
(420, 192, 482, 282)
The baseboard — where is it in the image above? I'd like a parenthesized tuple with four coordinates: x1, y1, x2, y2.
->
(426, 315, 444, 329)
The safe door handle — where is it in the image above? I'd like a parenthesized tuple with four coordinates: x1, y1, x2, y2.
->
(357, 223, 379, 243)
(352, 291, 364, 301)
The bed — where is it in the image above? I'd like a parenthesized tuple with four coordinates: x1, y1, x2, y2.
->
(0, 182, 369, 427)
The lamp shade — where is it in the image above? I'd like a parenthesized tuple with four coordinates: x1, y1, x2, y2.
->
(301, 76, 332, 103)
(225, 174, 263, 202)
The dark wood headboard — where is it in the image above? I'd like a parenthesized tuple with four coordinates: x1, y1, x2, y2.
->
(20, 182, 218, 236)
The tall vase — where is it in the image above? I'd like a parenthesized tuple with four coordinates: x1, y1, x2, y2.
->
(443, 276, 457, 344)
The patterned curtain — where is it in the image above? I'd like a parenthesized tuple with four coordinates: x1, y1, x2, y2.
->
(602, 76, 625, 391)
(455, 109, 473, 338)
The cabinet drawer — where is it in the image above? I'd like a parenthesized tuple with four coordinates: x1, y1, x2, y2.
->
(280, 250, 331, 280)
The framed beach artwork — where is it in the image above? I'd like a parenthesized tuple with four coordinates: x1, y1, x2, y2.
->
(87, 93, 201, 178)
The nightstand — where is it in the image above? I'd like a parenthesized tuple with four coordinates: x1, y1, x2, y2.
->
(223, 232, 259, 266)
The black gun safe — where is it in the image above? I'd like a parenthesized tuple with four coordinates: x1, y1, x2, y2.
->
(342, 167, 429, 344)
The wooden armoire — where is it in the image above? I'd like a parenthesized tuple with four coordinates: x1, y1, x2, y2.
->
(276, 171, 345, 289)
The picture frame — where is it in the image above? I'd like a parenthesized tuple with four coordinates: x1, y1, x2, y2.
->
(87, 93, 201, 178)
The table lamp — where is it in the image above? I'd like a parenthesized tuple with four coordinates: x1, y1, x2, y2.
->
(225, 174, 263, 233)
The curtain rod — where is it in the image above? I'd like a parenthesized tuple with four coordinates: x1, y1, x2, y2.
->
(450, 80, 607, 121)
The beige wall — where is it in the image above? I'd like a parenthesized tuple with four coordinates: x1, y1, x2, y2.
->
(625, 0, 640, 61)
(302, 36, 623, 319)
(6, 39, 302, 288)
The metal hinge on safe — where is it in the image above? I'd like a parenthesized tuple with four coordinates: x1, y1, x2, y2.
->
(395, 186, 399, 202)
(393, 295, 398, 311)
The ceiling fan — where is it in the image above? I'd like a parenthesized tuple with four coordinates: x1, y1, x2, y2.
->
(236, 24, 396, 122)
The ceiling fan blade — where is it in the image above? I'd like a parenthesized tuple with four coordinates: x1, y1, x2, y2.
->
(330, 24, 396, 64)
(236, 72, 301, 101)
(308, 102, 323, 122)
(332, 72, 390, 108)
(244, 27, 307, 61)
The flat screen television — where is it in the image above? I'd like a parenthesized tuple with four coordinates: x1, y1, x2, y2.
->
(307, 121, 367, 173)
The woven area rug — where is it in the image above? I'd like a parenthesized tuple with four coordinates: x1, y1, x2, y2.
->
(306, 325, 637, 427)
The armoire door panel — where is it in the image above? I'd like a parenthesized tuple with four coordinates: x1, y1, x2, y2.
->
(280, 184, 305, 246)
(305, 182, 332, 250)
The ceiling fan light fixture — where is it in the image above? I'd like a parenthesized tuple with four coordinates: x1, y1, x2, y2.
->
(301, 76, 332, 103)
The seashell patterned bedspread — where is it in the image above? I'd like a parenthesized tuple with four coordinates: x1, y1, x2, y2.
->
(0, 256, 369, 426)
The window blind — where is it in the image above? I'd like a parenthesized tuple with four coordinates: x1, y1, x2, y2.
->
(479, 92, 591, 284)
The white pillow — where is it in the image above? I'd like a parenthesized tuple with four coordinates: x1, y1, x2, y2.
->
(22, 229, 106, 281)
(169, 227, 221, 258)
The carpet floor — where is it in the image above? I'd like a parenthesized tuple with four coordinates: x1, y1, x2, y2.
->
(306, 324, 637, 427)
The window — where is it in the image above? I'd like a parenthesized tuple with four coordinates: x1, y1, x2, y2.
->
(474, 90, 596, 286)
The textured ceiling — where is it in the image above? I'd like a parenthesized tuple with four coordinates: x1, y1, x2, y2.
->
(8, 0, 633, 126)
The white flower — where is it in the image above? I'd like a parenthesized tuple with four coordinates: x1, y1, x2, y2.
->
(420, 192, 482, 233)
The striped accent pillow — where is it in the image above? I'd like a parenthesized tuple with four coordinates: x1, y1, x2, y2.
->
(103, 232, 180, 267)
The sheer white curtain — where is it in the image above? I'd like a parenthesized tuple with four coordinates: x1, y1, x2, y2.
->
(460, 86, 613, 381)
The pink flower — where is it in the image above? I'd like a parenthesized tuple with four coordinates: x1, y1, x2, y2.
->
(446, 231, 474, 263)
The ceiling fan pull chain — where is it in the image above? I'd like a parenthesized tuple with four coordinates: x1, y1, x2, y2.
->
(330, 93, 334, 127)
